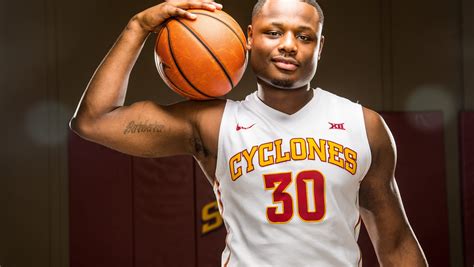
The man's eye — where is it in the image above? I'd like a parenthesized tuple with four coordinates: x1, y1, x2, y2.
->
(297, 35, 311, 41)
(266, 31, 281, 36)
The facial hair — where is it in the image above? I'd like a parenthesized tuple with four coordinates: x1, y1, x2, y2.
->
(270, 77, 296, 89)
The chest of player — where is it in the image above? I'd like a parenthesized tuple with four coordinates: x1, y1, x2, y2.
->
(220, 128, 363, 226)
(221, 120, 366, 209)
(225, 116, 364, 180)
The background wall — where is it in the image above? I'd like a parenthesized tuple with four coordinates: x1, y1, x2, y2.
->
(0, 0, 472, 266)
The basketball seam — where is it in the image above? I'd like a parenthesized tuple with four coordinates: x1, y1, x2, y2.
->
(161, 26, 206, 99)
(176, 19, 235, 89)
(190, 11, 247, 56)
(162, 63, 199, 99)
(156, 27, 198, 98)
(165, 25, 213, 98)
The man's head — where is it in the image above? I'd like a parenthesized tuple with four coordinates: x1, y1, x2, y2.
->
(251, 0, 324, 25)
(247, 0, 325, 90)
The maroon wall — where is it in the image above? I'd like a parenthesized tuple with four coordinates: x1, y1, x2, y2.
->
(195, 165, 226, 267)
(133, 157, 196, 266)
(460, 112, 474, 267)
(69, 133, 224, 267)
(69, 133, 134, 267)
(358, 112, 450, 266)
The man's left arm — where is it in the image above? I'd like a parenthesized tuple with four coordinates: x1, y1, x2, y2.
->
(359, 108, 428, 266)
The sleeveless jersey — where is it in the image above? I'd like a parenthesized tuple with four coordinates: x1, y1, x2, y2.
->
(214, 88, 372, 267)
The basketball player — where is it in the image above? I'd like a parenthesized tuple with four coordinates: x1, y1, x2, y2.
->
(70, 0, 428, 265)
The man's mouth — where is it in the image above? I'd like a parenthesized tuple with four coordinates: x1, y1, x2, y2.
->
(272, 56, 299, 71)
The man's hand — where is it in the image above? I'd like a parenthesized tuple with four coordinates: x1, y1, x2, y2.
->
(71, 0, 226, 160)
(134, 1, 223, 33)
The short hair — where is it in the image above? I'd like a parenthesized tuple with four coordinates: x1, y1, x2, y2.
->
(252, 0, 324, 24)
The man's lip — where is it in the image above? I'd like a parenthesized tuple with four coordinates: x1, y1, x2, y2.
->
(272, 56, 299, 71)
(272, 56, 299, 66)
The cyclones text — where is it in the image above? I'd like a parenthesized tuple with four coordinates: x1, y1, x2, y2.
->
(229, 138, 357, 181)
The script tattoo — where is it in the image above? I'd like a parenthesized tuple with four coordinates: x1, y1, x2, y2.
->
(123, 121, 164, 135)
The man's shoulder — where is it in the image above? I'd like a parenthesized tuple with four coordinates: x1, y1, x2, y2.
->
(317, 87, 361, 107)
(168, 99, 227, 131)
(179, 98, 227, 114)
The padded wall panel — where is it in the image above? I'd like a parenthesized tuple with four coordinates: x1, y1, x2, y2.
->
(194, 165, 226, 267)
(460, 112, 474, 267)
(68, 132, 134, 267)
(358, 112, 450, 266)
(133, 156, 195, 267)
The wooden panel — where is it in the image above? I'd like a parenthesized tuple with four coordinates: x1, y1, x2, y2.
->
(0, 0, 7, 264)
(0, 0, 52, 265)
(463, 0, 474, 110)
(315, 0, 384, 110)
(391, 0, 462, 108)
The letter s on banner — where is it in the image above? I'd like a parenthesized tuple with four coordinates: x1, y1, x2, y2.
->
(201, 201, 223, 234)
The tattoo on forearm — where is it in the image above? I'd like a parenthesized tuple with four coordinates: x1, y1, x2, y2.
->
(123, 121, 164, 135)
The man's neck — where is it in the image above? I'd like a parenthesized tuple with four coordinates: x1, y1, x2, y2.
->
(256, 82, 314, 115)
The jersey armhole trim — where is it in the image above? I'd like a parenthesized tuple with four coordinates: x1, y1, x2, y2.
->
(215, 99, 233, 181)
(359, 104, 372, 181)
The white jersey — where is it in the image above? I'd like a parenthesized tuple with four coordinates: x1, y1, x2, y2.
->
(215, 88, 372, 267)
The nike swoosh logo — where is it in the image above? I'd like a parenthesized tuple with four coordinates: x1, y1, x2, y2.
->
(236, 123, 256, 131)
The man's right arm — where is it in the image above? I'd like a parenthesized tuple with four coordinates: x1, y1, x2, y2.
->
(70, 2, 222, 158)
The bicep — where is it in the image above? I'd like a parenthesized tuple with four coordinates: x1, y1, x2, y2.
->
(360, 111, 400, 217)
(359, 166, 411, 247)
(71, 100, 196, 158)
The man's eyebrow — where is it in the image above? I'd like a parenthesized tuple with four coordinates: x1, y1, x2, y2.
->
(270, 22, 315, 32)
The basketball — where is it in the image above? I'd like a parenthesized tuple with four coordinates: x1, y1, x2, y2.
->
(154, 9, 248, 100)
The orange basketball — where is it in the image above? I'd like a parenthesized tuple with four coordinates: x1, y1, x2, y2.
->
(154, 9, 248, 100)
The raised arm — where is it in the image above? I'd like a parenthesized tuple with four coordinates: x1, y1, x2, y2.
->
(70, 1, 223, 158)
(359, 108, 428, 266)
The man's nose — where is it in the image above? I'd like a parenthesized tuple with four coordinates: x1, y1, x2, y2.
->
(278, 33, 298, 55)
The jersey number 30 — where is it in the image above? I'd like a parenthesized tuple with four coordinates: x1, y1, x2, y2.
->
(264, 170, 326, 223)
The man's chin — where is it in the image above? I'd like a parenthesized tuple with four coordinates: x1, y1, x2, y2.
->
(256, 76, 306, 90)
(270, 78, 297, 89)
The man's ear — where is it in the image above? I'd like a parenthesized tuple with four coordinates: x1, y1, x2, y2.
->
(246, 25, 253, 50)
(318, 35, 325, 60)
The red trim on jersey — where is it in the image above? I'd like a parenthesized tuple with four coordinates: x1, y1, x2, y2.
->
(215, 179, 231, 266)
(354, 216, 362, 267)
(223, 249, 232, 267)
(214, 180, 225, 213)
